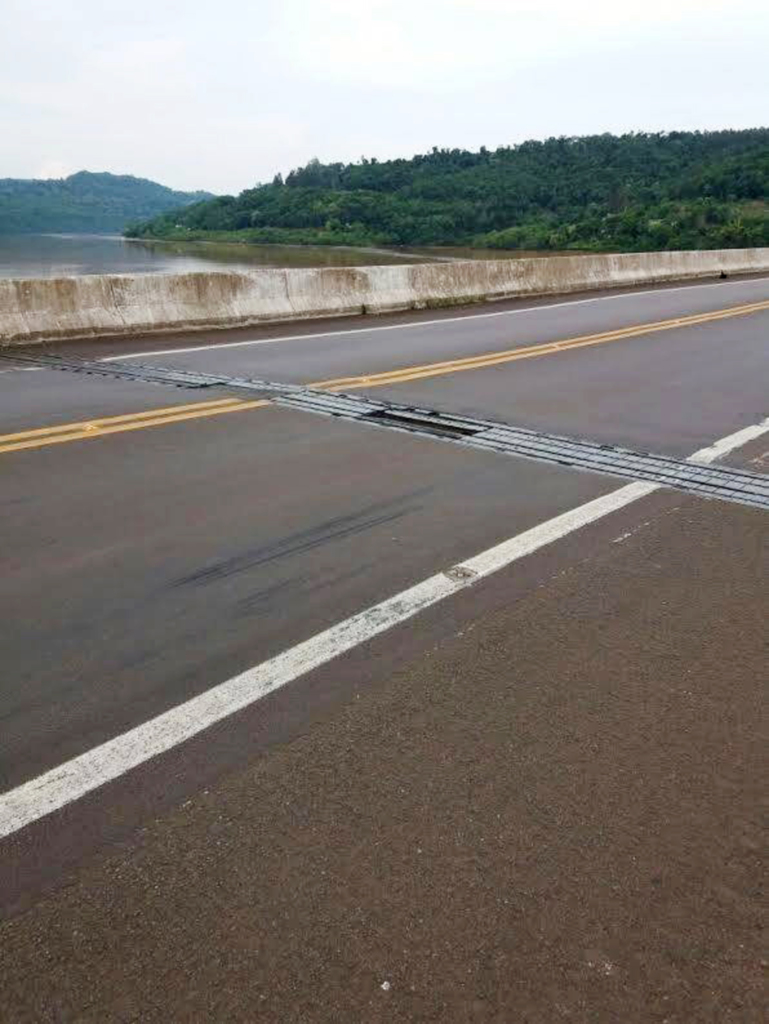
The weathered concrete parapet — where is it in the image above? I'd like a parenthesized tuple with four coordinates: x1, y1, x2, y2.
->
(1, 248, 768, 346)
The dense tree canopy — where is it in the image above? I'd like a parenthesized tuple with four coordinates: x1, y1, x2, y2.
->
(0, 172, 211, 234)
(127, 130, 769, 251)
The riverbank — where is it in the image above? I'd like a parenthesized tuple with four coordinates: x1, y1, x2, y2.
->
(0, 234, 594, 280)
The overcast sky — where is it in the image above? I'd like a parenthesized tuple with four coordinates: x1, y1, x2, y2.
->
(1, 0, 767, 195)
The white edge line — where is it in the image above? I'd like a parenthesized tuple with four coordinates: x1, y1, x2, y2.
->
(100, 277, 769, 361)
(688, 418, 769, 464)
(0, 418, 766, 839)
(0, 481, 654, 839)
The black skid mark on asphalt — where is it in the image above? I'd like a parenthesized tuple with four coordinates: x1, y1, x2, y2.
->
(233, 561, 379, 619)
(171, 492, 431, 588)
(233, 577, 297, 616)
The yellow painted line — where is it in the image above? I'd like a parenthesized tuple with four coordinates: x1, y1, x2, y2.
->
(310, 298, 769, 392)
(1, 296, 767, 456)
(0, 397, 269, 455)
(0, 396, 243, 444)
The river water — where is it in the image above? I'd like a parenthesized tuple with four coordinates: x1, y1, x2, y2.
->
(0, 234, 577, 279)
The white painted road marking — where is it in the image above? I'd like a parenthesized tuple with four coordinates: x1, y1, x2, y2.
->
(0, 418, 766, 839)
(688, 420, 769, 464)
(101, 277, 769, 361)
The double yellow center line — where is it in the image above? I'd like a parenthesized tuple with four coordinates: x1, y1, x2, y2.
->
(313, 298, 769, 390)
(2, 297, 767, 456)
(0, 397, 269, 455)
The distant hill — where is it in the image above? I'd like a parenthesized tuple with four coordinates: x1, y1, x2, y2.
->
(128, 129, 769, 252)
(0, 171, 213, 234)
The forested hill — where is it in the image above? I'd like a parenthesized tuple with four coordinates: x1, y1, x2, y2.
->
(0, 171, 212, 234)
(128, 129, 769, 252)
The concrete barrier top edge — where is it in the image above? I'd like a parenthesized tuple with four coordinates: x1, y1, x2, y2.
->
(1, 248, 768, 346)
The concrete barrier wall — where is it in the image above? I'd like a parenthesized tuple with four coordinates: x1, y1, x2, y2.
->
(1, 248, 768, 346)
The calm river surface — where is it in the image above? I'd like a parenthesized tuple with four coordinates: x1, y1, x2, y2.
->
(0, 234, 577, 279)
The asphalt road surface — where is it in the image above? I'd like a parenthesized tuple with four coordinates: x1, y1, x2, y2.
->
(1, 276, 767, 1022)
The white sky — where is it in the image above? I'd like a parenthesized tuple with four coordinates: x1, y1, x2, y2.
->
(1, 0, 767, 194)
